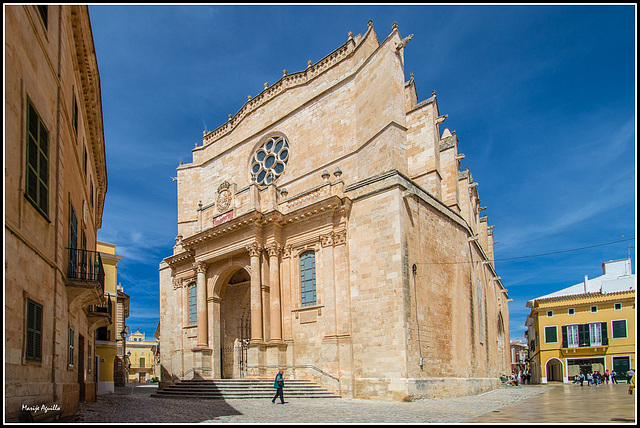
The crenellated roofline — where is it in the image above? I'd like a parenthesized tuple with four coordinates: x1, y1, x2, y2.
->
(199, 22, 380, 149)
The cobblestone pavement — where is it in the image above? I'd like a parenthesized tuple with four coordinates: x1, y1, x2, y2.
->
(73, 383, 554, 424)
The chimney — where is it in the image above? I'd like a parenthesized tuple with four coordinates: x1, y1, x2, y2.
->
(584, 275, 588, 293)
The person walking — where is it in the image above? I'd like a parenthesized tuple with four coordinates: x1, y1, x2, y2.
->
(627, 368, 635, 384)
(271, 369, 286, 405)
(611, 370, 618, 384)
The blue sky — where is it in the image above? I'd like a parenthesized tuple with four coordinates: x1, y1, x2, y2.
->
(88, 4, 636, 342)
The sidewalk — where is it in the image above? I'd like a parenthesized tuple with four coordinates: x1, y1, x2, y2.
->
(467, 382, 635, 424)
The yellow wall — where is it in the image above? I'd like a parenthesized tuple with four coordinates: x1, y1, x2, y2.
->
(531, 291, 635, 382)
(96, 242, 122, 387)
(95, 345, 117, 382)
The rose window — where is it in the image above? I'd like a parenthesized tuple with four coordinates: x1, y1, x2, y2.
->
(250, 135, 289, 186)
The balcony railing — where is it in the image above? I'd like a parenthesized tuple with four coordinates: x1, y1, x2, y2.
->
(67, 247, 105, 294)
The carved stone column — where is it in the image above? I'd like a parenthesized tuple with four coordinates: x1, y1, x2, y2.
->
(247, 243, 263, 343)
(267, 243, 282, 342)
(194, 261, 209, 348)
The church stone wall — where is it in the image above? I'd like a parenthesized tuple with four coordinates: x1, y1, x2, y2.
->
(159, 21, 510, 401)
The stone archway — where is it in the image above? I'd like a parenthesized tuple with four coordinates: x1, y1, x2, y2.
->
(219, 268, 251, 379)
(545, 358, 564, 382)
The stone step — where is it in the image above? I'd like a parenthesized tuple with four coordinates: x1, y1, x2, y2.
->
(150, 378, 341, 400)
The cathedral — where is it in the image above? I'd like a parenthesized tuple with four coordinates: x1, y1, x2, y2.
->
(158, 21, 510, 400)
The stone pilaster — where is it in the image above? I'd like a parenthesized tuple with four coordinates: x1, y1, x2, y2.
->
(266, 243, 283, 342)
(194, 261, 208, 348)
(246, 242, 263, 343)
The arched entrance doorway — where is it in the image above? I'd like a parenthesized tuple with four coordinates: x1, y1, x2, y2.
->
(546, 358, 564, 382)
(219, 268, 251, 379)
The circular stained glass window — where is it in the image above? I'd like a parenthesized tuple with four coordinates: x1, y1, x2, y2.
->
(250, 135, 289, 186)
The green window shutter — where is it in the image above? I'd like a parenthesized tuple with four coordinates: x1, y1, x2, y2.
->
(562, 326, 568, 348)
(578, 324, 590, 347)
(612, 320, 627, 338)
(26, 299, 43, 361)
(25, 98, 49, 218)
(545, 326, 557, 343)
(600, 322, 608, 345)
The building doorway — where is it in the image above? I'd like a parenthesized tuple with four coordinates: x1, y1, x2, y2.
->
(546, 358, 563, 382)
(613, 356, 630, 382)
(219, 269, 251, 379)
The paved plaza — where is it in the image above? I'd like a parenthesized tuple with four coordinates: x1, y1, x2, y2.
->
(71, 382, 635, 424)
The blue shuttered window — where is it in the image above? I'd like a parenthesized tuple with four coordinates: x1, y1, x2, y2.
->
(300, 251, 316, 307)
(188, 283, 197, 325)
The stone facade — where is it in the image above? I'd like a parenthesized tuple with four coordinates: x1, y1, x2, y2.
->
(159, 21, 510, 400)
(5, 5, 107, 419)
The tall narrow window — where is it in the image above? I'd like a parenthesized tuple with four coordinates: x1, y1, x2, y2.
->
(81, 229, 87, 279)
(477, 279, 485, 343)
(589, 322, 602, 346)
(25, 97, 49, 218)
(73, 95, 78, 136)
(68, 326, 75, 367)
(188, 283, 197, 325)
(26, 299, 43, 362)
(37, 5, 48, 29)
(300, 251, 316, 307)
(139, 357, 145, 368)
(90, 180, 94, 208)
(83, 145, 87, 177)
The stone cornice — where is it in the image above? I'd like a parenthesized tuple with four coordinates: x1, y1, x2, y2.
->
(69, 6, 107, 228)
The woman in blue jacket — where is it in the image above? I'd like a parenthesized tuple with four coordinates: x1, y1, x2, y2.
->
(272, 370, 286, 405)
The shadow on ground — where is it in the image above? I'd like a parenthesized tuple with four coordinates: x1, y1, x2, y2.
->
(73, 384, 243, 423)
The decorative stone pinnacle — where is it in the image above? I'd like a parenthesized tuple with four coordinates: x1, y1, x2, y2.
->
(410, 72, 414, 79)
(392, 22, 397, 30)
(248, 95, 252, 101)
(280, 187, 288, 197)
(264, 82, 269, 89)
(283, 69, 288, 76)
(228, 114, 232, 121)
(333, 167, 342, 178)
(348, 31, 353, 39)
(432, 90, 436, 97)
(322, 170, 330, 181)
(307, 59, 312, 68)
(368, 20, 373, 28)
(195, 142, 198, 147)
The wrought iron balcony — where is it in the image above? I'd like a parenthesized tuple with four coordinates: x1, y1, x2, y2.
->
(88, 295, 112, 330)
(65, 248, 105, 310)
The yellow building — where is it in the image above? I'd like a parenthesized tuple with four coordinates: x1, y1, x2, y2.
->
(525, 258, 635, 384)
(127, 330, 158, 383)
(94, 242, 124, 394)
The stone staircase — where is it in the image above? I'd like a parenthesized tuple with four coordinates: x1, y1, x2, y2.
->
(150, 378, 341, 400)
